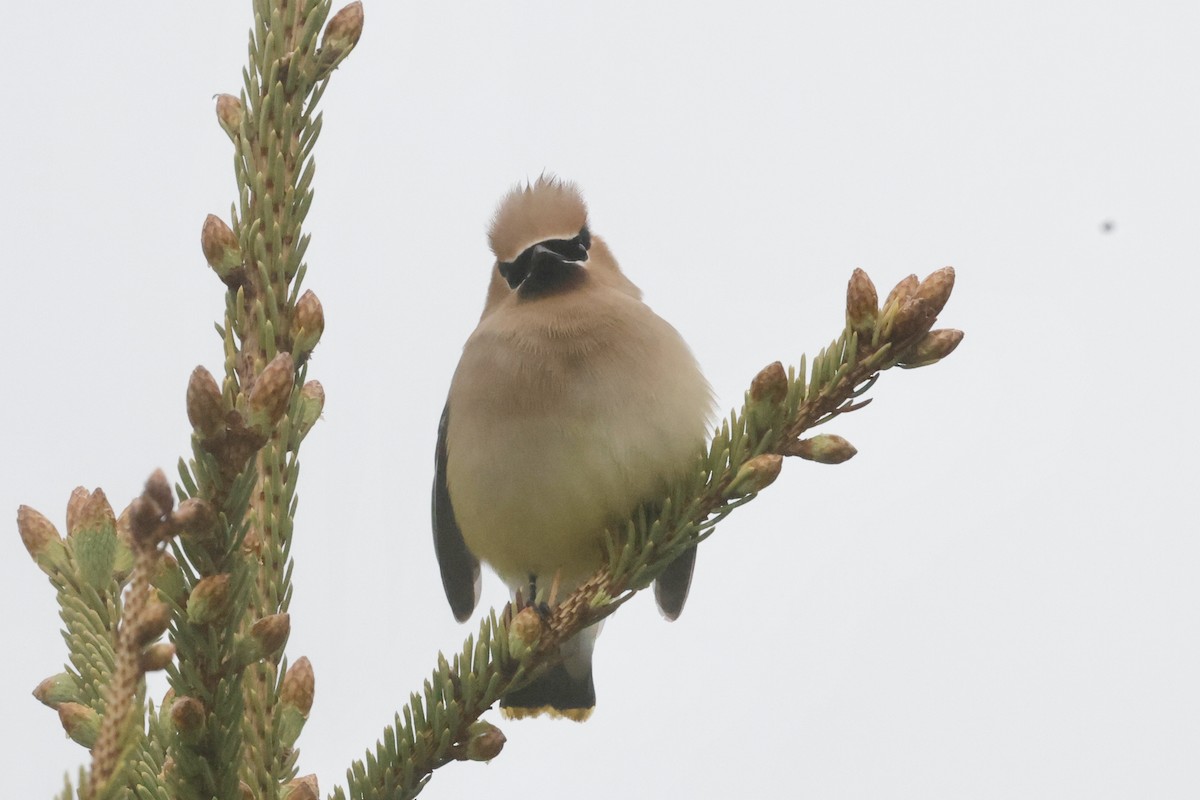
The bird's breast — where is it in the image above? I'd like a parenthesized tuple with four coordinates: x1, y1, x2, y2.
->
(445, 291, 711, 591)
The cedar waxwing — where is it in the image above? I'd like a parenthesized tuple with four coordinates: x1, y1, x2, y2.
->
(432, 176, 713, 720)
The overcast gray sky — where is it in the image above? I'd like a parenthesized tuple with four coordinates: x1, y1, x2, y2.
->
(3, 2, 1198, 798)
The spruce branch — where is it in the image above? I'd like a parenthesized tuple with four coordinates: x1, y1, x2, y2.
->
(333, 268, 963, 800)
(21, 2, 362, 798)
(88, 471, 176, 800)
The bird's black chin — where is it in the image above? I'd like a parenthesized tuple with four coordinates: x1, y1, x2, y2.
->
(518, 257, 586, 298)
(497, 227, 592, 296)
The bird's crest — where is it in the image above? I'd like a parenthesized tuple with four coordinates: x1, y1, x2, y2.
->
(488, 175, 589, 263)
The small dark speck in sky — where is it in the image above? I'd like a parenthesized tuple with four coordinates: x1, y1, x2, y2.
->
(1101, 220, 1116, 233)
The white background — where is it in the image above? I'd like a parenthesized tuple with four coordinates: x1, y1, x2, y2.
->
(3, 2, 1197, 798)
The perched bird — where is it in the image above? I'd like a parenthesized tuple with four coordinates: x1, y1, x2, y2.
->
(432, 176, 713, 720)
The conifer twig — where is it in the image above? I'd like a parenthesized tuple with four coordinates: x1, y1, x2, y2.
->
(333, 268, 963, 800)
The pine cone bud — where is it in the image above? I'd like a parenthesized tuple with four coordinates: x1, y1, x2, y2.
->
(187, 366, 226, 439)
(71, 489, 115, 538)
(749, 361, 788, 405)
(144, 470, 174, 517)
(464, 720, 506, 762)
(881, 274, 919, 314)
(65, 487, 91, 540)
(201, 214, 242, 281)
(888, 297, 934, 343)
(846, 268, 879, 337)
(174, 498, 217, 541)
(913, 266, 955, 319)
(17, 505, 67, 573)
(72, 490, 118, 589)
(898, 328, 964, 369)
(278, 656, 314, 747)
(214, 94, 243, 141)
(170, 696, 206, 739)
(136, 596, 174, 646)
(247, 353, 295, 433)
(282, 775, 319, 800)
(58, 702, 100, 748)
(321, 3, 364, 58)
(725, 453, 783, 496)
(251, 613, 291, 659)
(187, 574, 233, 625)
(128, 496, 167, 548)
(33, 673, 78, 709)
(280, 656, 315, 716)
(782, 434, 858, 464)
(293, 290, 325, 357)
(508, 607, 544, 662)
(140, 642, 176, 672)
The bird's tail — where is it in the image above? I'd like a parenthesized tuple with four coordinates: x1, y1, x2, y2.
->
(500, 624, 598, 721)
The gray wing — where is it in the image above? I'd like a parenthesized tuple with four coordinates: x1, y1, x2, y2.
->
(653, 544, 697, 621)
(432, 400, 481, 622)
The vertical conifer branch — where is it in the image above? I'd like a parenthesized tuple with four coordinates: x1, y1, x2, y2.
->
(230, 1, 360, 796)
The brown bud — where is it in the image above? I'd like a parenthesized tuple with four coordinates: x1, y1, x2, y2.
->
(72, 489, 115, 538)
(136, 597, 174, 646)
(170, 696, 206, 737)
(913, 266, 955, 320)
(140, 642, 176, 672)
(247, 352, 295, 432)
(281, 656, 315, 716)
(283, 775, 319, 800)
(749, 361, 788, 405)
(214, 94, 243, 140)
(898, 328, 964, 369)
(846, 268, 879, 337)
(173, 498, 217, 541)
(187, 366, 226, 438)
(725, 453, 783, 496)
(239, 782, 254, 800)
(187, 574, 233, 625)
(128, 497, 165, 547)
(250, 613, 291, 658)
(65, 487, 91, 539)
(17, 505, 64, 567)
(33, 673, 78, 709)
(882, 274, 919, 314)
(464, 720, 506, 762)
(782, 434, 858, 464)
(71, 490, 119, 588)
(201, 214, 242, 281)
(888, 297, 934, 343)
(58, 702, 100, 748)
(293, 290, 325, 356)
(322, 2, 364, 56)
(508, 607, 544, 661)
(144, 470, 174, 518)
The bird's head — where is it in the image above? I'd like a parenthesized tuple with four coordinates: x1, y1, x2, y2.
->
(489, 176, 593, 297)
